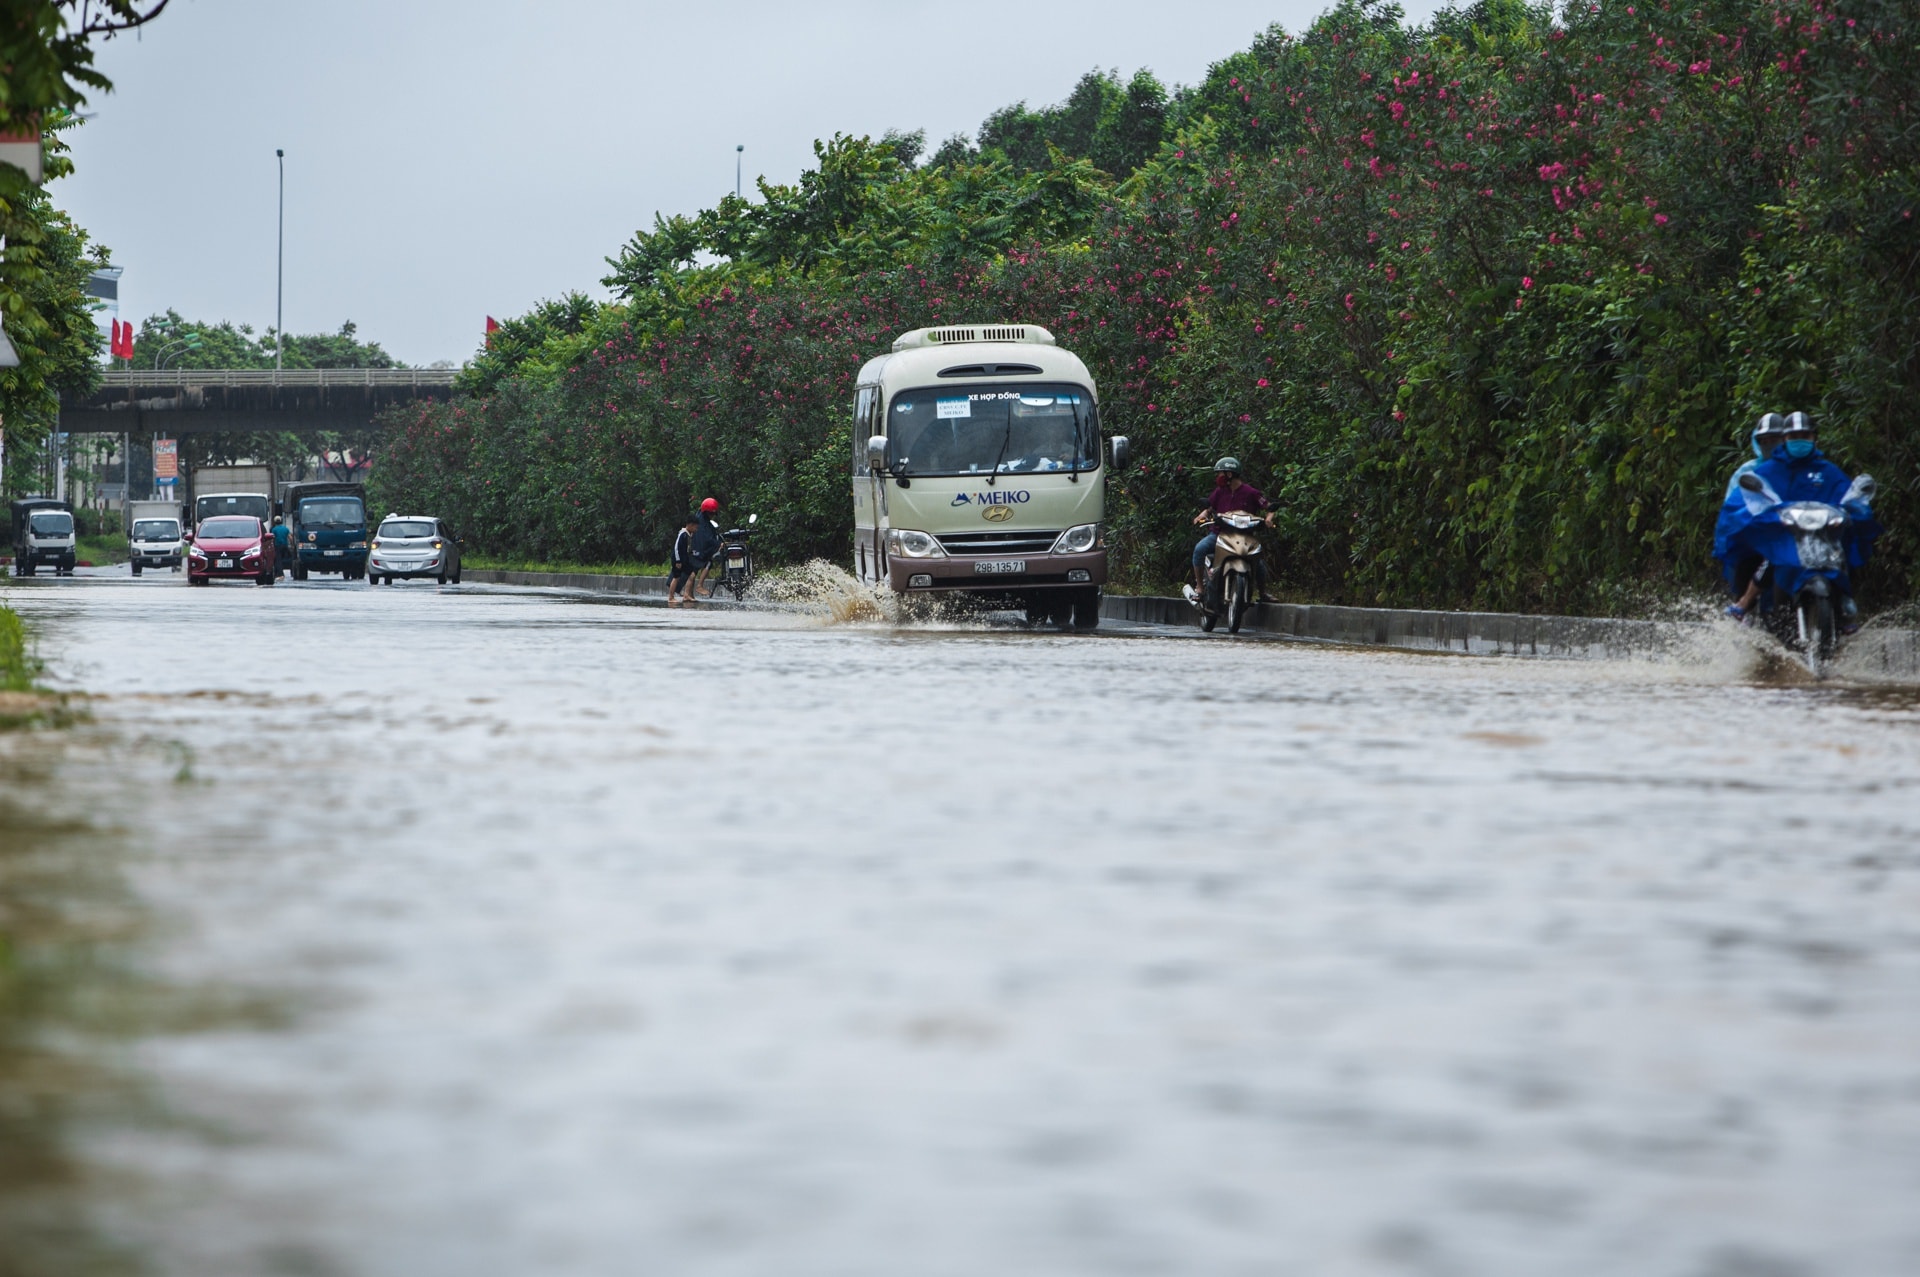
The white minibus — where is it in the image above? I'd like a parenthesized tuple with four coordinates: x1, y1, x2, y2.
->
(852, 324, 1126, 628)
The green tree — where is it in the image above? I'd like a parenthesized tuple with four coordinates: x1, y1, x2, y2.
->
(1089, 70, 1168, 177)
(2, 1, 172, 497)
(0, 126, 110, 498)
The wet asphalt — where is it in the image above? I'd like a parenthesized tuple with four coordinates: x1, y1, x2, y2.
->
(3, 568, 1918, 1277)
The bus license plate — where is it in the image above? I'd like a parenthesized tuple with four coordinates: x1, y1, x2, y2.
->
(974, 560, 1026, 575)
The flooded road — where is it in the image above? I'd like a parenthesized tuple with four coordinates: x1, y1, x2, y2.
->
(5, 573, 1919, 1277)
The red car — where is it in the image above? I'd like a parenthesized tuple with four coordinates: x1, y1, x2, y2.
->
(187, 515, 277, 586)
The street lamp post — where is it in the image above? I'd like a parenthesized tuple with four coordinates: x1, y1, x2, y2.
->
(276, 148, 285, 372)
(736, 144, 744, 200)
(153, 334, 203, 369)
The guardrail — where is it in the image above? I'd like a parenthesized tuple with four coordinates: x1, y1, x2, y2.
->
(97, 368, 460, 389)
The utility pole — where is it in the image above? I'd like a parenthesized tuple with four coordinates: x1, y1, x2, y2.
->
(276, 148, 285, 371)
(736, 144, 744, 200)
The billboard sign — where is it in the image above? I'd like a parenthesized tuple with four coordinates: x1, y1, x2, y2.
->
(154, 438, 178, 479)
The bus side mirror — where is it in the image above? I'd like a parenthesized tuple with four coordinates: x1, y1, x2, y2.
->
(866, 435, 888, 471)
(1111, 436, 1130, 469)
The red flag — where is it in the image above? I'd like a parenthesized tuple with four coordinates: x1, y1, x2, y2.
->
(111, 319, 133, 361)
(485, 315, 499, 347)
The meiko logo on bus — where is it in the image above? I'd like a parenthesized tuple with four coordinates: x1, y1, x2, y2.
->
(949, 490, 1031, 508)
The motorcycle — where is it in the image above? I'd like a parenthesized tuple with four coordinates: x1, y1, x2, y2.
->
(1734, 472, 1875, 675)
(717, 513, 757, 601)
(1182, 510, 1266, 634)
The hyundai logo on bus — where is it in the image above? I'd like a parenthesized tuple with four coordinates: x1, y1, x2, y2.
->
(949, 490, 1031, 507)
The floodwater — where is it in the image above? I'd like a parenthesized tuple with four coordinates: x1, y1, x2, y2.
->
(3, 572, 1918, 1277)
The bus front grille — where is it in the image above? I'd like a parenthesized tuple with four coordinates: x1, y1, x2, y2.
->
(937, 530, 1061, 556)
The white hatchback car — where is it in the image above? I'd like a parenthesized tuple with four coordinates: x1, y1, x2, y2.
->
(368, 515, 463, 585)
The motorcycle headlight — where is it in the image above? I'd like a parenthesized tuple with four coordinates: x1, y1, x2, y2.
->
(886, 529, 945, 558)
(1783, 506, 1839, 531)
(1051, 523, 1103, 554)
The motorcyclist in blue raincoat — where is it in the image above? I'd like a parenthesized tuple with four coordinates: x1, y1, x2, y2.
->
(1716, 414, 1790, 617)
(1713, 412, 1878, 630)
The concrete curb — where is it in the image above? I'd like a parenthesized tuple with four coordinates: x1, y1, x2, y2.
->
(1101, 594, 1674, 658)
(463, 568, 1919, 673)
(466, 569, 674, 597)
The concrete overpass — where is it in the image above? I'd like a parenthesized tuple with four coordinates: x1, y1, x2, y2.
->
(60, 367, 459, 435)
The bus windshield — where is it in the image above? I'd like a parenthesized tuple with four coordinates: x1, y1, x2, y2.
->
(299, 497, 364, 527)
(886, 384, 1098, 477)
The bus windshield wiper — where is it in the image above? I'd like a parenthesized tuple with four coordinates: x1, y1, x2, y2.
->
(987, 417, 1013, 486)
(1069, 404, 1082, 483)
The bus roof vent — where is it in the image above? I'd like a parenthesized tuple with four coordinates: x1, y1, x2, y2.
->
(892, 324, 1056, 352)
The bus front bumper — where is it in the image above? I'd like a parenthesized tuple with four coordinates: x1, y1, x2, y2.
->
(889, 549, 1107, 593)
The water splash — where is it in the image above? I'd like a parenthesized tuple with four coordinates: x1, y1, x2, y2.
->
(1602, 598, 1919, 687)
(752, 560, 897, 625)
(750, 561, 1022, 630)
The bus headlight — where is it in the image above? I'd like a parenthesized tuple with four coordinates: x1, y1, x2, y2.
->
(1051, 523, 1103, 554)
(886, 529, 946, 558)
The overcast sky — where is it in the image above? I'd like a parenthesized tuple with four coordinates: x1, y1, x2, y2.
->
(63, 0, 1440, 366)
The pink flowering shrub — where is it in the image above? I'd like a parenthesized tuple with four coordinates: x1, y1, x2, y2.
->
(375, 0, 1918, 610)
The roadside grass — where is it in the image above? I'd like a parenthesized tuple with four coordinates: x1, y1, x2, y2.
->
(0, 606, 76, 730)
(0, 608, 36, 692)
(78, 533, 128, 566)
(465, 555, 670, 577)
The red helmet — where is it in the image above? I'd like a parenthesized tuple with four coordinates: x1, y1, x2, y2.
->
(700, 498, 719, 513)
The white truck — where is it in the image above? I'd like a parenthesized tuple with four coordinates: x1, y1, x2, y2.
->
(189, 463, 276, 529)
(123, 499, 185, 575)
(9, 498, 77, 577)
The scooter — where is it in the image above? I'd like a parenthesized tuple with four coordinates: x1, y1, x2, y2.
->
(717, 514, 757, 601)
(1182, 510, 1266, 634)
(1735, 472, 1875, 676)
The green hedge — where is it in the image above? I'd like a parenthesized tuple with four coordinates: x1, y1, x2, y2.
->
(373, 0, 1918, 613)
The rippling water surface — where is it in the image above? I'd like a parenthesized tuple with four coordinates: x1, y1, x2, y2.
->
(5, 575, 1918, 1277)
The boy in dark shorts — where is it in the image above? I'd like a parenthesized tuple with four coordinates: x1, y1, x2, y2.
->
(667, 514, 700, 607)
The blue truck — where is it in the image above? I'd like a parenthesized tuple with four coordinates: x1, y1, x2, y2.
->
(285, 481, 369, 581)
